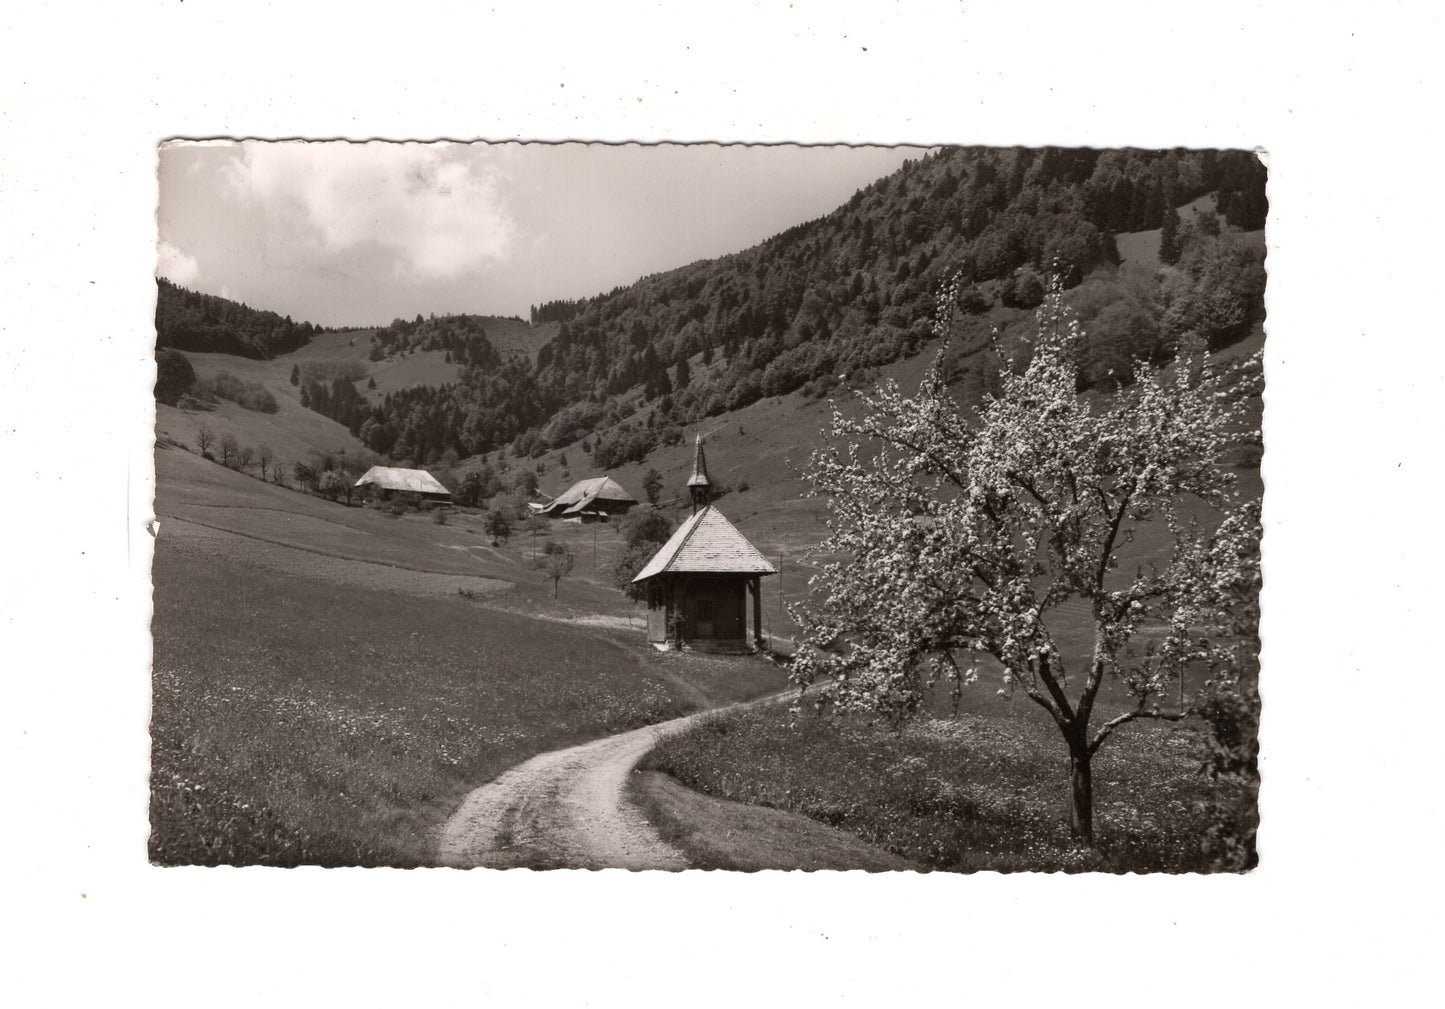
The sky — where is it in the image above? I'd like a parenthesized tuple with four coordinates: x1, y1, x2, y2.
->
(158, 141, 930, 328)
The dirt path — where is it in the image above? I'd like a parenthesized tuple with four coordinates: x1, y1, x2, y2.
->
(437, 708, 718, 870)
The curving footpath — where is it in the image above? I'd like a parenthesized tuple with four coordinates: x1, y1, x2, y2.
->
(437, 707, 723, 870)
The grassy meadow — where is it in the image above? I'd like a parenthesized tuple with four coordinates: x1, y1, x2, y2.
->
(639, 697, 1257, 873)
(149, 443, 786, 866)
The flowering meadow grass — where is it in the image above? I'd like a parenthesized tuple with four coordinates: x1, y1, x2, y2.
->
(639, 698, 1257, 872)
(149, 535, 783, 866)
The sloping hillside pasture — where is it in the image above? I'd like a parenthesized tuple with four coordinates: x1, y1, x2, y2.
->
(156, 443, 656, 615)
(158, 447, 495, 576)
(289, 333, 462, 397)
(150, 446, 786, 866)
(477, 316, 559, 362)
(276, 327, 377, 366)
(1113, 192, 1233, 269)
(639, 700, 1250, 872)
(162, 318, 557, 473)
(360, 348, 457, 397)
(156, 341, 371, 482)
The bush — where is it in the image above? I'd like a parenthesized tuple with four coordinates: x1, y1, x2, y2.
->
(1000, 267, 1045, 309)
(801, 373, 838, 400)
(484, 510, 512, 542)
(957, 285, 992, 314)
(432, 508, 449, 525)
(205, 371, 279, 413)
(612, 507, 676, 600)
(155, 348, 197, 406)
(317, 470, 348, 501)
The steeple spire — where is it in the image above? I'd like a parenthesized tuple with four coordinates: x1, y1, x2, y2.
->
(687, 431, 711, 513)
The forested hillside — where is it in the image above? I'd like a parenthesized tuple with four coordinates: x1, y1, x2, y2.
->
(156, 278, 327, 358)
(339, 314, 543, 460)
(168, 147, 1267, 470)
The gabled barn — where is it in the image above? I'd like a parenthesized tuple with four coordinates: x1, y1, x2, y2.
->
(632, 435, 775, 652)
(536, 475, 638, 521)
(354, 465, 453, 503)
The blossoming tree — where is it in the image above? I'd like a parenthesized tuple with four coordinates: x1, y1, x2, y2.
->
(792, 278, 1262, 846)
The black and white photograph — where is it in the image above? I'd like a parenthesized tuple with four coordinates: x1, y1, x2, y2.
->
(7, 2, 1443, 1006)
(150, 140, 1266, 872)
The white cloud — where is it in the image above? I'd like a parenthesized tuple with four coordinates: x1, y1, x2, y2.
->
(223, 141, 518, 279)
(157, 240, 200, 285)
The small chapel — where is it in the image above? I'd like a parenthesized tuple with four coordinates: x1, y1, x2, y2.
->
(631, 434, 776, 652)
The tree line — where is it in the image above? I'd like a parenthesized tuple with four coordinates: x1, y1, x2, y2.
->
(156, 278, 325, 358)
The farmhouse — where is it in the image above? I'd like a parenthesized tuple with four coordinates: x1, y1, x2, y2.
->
(353, 465, 453, 504)
(632, 434, 776, 652)
(535, 475, 638, 522)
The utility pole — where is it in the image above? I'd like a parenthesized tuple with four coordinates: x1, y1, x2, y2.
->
(778, 554, 783, 623)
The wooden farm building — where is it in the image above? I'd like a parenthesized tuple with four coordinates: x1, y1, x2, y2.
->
(353, 465, 452, 503)
(535, 475, 638, 522)
(632, 435, 775, 652)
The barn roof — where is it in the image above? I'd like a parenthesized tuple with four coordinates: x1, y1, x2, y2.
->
(632, 505, 777, 582)
(354, 466, 452, 496)
(540, 475, 638, 516)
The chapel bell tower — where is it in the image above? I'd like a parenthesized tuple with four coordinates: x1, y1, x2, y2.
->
(687, 432, 712, 513)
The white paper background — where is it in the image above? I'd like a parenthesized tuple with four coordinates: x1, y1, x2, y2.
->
(3, 1, 1440, 1004)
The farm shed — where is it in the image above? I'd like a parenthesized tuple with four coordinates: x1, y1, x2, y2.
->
(632, 435, 775, 652)
(536, 475, 638, 521)
(353, 465, 453, 504)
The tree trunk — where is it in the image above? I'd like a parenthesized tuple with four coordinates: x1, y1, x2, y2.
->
(1069, 750, 1094, 847)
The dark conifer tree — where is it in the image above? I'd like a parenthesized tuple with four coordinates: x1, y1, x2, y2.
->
(1160, 206, 1183, 266)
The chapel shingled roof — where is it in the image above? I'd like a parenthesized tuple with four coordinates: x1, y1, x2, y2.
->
(632, 505, 777, 582)
(353, 466, 452, 496)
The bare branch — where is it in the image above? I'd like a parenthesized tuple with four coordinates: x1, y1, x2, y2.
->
(1089, 705, 1188, 756)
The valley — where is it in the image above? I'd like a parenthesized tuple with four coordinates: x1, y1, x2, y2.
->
(150, 144, 1265, 870)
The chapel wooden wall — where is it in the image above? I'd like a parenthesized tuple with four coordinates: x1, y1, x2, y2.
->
(646, 575, 752, 644)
